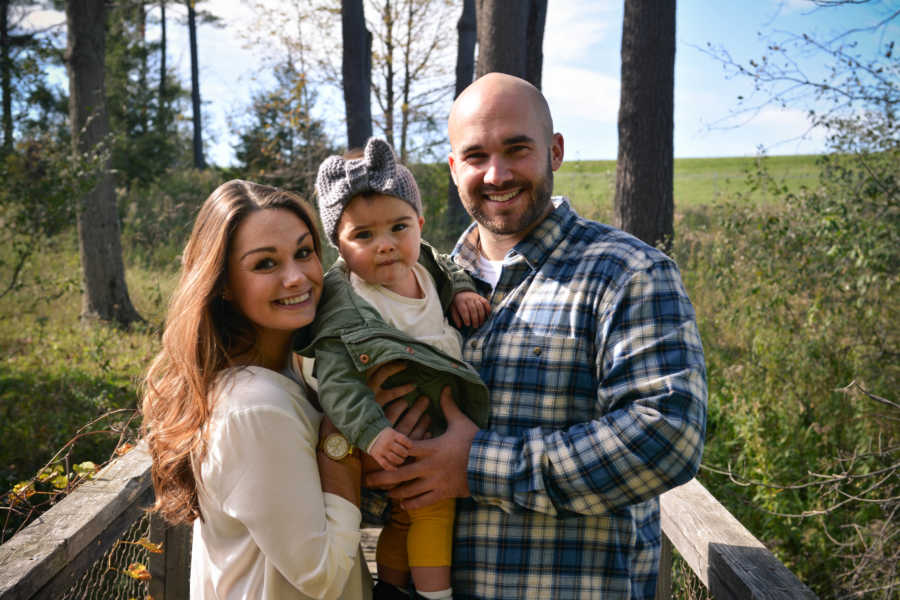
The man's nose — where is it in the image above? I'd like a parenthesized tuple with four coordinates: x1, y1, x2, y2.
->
(484, 156, 512, 186)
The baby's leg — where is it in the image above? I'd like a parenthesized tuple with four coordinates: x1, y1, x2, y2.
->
(408, 498, 456, 598)
(376, 506, 410, 591)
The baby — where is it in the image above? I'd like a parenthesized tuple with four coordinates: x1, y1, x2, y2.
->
(295, 137, 490, 600)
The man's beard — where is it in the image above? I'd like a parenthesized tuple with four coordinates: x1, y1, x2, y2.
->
(464, 151, 554, 236)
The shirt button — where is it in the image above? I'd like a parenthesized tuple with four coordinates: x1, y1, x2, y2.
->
(359, 353, 370, 364)
(533, 347, 542, 356)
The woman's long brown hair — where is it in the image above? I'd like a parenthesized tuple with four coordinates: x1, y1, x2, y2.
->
(140, 180, 322, 525)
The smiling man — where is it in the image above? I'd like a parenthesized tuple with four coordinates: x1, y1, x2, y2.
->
(367, 72, 708, 600)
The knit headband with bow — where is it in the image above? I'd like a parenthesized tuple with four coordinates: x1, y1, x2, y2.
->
(315, 137, 422, 247)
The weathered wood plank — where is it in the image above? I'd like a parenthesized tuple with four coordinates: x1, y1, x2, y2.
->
(0, 445, 152, 600)
(149, 517, 191, 600)
(660, 478, 817, 600)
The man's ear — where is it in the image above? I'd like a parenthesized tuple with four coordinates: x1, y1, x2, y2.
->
(448, 153, 459, 186)
(550, 133, 564, 171)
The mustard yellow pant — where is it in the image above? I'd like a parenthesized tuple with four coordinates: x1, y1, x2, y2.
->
(376, 498, 455, 570)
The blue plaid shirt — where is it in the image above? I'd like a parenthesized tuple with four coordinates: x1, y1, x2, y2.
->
(449, 199, 707, 599)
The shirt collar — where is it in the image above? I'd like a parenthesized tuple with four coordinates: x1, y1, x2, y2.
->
(453, 196, 576, 273)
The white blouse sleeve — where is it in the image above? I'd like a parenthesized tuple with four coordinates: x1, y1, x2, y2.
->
(206, 384, 361, 600)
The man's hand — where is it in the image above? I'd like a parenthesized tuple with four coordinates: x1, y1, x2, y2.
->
(365, 386, 478, 511)
(450, 291, 491, 329)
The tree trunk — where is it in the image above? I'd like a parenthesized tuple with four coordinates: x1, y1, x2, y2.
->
(382, 0, 395, 149)
(475, 0, 527, 80)
(614, 0, 675, 253)
(446, 0, 475, 233)
(341, 0, 372, 149)
(1, 0, 11, 153)
(525, 0, 547, 89)
(186, 0, 205, 168)
(158, 0, 166, 130)
(475, 0, 544, 88)
(65, 0, 142, 325)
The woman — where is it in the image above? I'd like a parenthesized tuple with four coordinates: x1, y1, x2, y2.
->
(141, 180, 424, 599)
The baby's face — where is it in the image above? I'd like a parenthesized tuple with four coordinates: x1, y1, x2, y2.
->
(336, 193, 424, 294)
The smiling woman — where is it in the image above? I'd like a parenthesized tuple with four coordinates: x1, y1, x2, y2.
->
(140, 180, 384, 599)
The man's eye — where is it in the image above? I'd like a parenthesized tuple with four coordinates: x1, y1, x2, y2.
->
(253, 257, 276, 270)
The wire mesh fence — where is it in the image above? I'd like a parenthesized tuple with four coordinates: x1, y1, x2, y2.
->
(59, 511, 153, 600)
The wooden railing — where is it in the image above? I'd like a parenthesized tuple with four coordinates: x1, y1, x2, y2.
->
(0, 445, 817, 599)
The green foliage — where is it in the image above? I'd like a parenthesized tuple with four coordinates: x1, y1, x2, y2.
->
(105, 2, 190, 185)
(0, 135, 105, 296)
(673, 144, 898, 596)
(119, 167, 226, 269)
(232, 62, 334, 198)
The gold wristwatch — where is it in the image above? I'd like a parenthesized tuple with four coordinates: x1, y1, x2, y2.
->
(320, 432, 355, 461)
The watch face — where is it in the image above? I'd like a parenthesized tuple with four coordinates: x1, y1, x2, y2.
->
(325, 433, 350, 459)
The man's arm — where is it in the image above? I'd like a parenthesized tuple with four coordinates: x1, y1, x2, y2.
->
(368, 259, 707, 515)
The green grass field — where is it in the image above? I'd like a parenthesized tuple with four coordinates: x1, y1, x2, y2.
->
(555, 154, 821, 219)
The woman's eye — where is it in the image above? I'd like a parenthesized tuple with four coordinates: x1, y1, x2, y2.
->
(253, 257, 276, 270)
(295, 247, 312, 259)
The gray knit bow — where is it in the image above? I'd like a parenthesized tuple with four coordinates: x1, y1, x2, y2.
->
(315, 138, 422, 247)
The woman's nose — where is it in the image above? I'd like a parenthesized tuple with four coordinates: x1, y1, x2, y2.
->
(284, 262, 307, 287)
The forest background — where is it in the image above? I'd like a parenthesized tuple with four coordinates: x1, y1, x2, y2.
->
(0, 1, 897, 598)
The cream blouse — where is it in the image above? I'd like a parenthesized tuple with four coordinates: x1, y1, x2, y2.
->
(190, 366, 372, 600)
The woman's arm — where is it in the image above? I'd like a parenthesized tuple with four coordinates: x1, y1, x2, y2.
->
(208, 376, 362, 600)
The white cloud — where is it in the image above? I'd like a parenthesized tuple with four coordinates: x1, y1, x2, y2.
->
(544, 0, 619, 64)
(543, 67, 619, 124)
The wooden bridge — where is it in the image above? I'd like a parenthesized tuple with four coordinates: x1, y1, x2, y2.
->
(0, 444, 817, 599)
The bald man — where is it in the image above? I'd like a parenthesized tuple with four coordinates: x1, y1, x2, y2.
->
(368, 73, 707, 600)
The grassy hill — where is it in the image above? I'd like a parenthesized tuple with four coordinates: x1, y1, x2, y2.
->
(555, 154, 821, 220)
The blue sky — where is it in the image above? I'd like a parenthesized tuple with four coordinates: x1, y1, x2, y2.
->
(28, 0, 897, 164)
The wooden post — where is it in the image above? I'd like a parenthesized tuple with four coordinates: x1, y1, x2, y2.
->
(149, 516, 191, 600)
(655, 534, 673, 600)
(660, 478, 818, 599)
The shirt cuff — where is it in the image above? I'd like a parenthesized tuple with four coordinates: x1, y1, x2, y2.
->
(466, 430, 518, 512)
(323, 492, 362, 557)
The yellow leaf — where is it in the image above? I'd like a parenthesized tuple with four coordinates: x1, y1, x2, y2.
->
(36, 465, 63, 482)
(74, 462, 98, 478)
(9, 481, 35, 506)
(136, 537, 164, 553)
(125, 562, 151, 581)
(51, 473, 69, 489)
(116, 443, 135, 456)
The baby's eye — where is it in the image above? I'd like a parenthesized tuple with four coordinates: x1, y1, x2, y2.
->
(253, 257, 276, 270)
(354, 231, 373, 240)
(392, 223, 408, 232)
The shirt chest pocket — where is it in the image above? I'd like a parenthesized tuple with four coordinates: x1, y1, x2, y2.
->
(479, 331, 597, 428)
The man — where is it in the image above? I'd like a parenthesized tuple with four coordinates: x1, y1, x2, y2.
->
(367, 72, 707, 599)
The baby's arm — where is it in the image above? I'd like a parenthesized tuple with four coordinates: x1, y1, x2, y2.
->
(366, 426, 412, 470)
(450, 290, 491, 329)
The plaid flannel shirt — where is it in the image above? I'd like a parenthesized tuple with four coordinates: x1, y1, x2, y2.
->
(449, 198, 707, 599)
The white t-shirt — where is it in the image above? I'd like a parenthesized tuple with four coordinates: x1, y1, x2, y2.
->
(190, 365, 372, 600)
(349, 262, 463, 360)
(475, 253, 504, 290)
